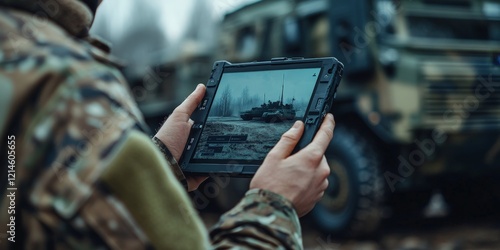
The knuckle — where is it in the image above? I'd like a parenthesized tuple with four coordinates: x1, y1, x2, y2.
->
(317, 191, 325, 201)
(172, 105, 181, 113)
(304, 158, 320, 168)
(321, 126, 334, 140)
(308, 149, 323, 161)
(265, 150, 280, 161)
(303, 155, 316, 165)
(281, 130, 299, 142)
(321, 165, 331, 178)
(173, 106, 188, 116)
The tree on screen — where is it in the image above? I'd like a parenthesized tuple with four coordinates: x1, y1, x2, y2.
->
(213, 86, 233, 117)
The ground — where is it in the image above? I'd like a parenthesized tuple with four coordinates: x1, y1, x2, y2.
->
(193, 116, 294, 161)
(199, 196, 500, 250)
(300, 215, 500, 250)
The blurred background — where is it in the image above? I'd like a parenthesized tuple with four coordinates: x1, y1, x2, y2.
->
(91, 0, 500, 249)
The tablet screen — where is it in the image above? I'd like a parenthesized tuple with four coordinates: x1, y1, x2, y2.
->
(191, 67, 321, 164)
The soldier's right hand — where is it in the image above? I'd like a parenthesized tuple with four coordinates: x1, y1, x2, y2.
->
(250, 114, 335, 217)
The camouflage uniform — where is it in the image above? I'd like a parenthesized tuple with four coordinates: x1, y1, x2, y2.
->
(0, 0, 302, 249)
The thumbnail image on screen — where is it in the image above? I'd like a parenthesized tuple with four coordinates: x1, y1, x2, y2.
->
(192, 67, 321, 162)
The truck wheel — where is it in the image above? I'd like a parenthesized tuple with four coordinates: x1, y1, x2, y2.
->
(310, 126, 384, 237)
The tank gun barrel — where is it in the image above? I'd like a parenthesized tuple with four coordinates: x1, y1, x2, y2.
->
(281, 74, 284, 106)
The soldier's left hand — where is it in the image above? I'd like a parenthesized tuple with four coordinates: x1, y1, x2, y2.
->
(155, 84, 208, 191)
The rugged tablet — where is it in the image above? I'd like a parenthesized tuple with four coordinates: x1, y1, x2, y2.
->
(179, 57, 343, 176)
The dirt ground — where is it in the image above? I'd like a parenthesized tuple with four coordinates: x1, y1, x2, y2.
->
(301, 217, 500, 250)
(194, 117, 294, 160)
(200, 209, 500, 250)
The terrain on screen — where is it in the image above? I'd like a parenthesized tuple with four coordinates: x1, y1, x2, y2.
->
(193, 67, 321, 161)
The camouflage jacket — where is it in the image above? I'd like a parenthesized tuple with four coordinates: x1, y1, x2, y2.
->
(0, 1, 302, 249)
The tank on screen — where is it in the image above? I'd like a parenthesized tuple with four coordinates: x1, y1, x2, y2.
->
(240, 79, 296, 122)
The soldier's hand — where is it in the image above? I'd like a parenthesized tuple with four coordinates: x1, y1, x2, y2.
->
(155, 84, 208, 191)
(250, 114, 335, 217)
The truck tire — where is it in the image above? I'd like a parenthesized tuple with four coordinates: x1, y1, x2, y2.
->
(310, 126, 384, 237)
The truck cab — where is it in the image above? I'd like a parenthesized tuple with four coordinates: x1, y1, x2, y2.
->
(217, 0, 500, 236)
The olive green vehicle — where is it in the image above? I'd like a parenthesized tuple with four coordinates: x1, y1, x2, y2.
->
(216, 0, 500, 236)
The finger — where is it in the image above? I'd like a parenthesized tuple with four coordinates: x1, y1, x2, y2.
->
(192, 176, 209, 184)
(187, 176, 209, 192)
(173, 84, 206, 120)
(320, 178, 329, 191)
(319, 156, 330, 179)
(266, 121, 304, 160)
(316, 191, 325, 202)
(304, 113, 335, 155)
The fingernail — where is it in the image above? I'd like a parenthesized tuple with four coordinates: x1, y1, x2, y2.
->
(292, 120, 301, 129)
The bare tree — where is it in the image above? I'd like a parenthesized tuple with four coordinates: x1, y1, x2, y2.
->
(213, 86, 233, 117)
(239, 86, 255, 112)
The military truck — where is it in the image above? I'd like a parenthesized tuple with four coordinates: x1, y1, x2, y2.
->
(216, 0, 500, 236)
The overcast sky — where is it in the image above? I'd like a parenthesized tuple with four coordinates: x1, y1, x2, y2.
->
(211, 68, 322, 111)
(94, 0, 258, 41)
(166, 0, 259, 40)
(91, 0, 259, 64)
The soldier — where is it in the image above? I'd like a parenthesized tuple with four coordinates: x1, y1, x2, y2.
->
(0, 0, 333, 249)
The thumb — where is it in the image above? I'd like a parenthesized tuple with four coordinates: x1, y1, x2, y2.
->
(172, 84, 206, 120)
(266, 121, 304, 160)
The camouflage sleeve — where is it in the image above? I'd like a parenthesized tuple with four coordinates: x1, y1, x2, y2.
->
(152, 136, 188, 189)
(210, 189, 303, 250)
(0, 9, 303, 249)
(100, 130, 211, 250)
(0, 7, 210, 247)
